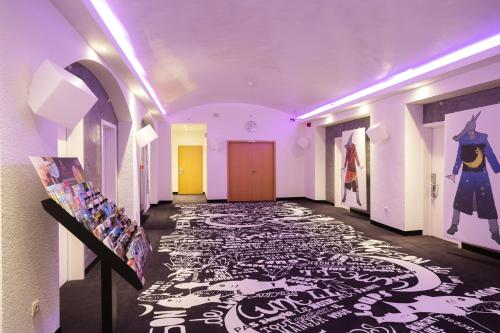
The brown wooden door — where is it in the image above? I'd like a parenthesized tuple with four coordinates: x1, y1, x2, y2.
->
(228, 142, 254, 201)
(228, 141, 275, 202)
(251, 142, 275, 201)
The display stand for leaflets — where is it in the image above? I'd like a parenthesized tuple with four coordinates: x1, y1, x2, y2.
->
(42, 199, 144, 333)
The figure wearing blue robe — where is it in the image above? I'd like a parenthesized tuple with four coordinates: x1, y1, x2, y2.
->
(452, 132, 500, 219)
(447, 111, 500, 245)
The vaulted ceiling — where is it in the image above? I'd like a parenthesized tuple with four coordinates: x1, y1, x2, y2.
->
(105, 0, 500, 115)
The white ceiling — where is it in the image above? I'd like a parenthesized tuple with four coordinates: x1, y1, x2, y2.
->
(105, 0, 500, 115)
(171, 123, 207, 132)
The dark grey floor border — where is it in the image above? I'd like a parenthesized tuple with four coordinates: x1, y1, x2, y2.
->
(349, 207, 370, 219)
(207, 199, 227, 203)
(84, 257, 100, 276)
(462, 242, 500, 261)
(54, 328, 61, 333)
(207, 197, 334, 203)
(370, 219, 423, 236)
(278, 197, 335, 205)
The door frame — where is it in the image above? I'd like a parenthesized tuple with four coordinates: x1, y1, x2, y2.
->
(100, 119, 118, 203)
(227, 140, 276, 202)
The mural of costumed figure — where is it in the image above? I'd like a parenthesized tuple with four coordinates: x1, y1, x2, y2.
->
(446, 111, 500, 245)
(342, 133, 363, 206)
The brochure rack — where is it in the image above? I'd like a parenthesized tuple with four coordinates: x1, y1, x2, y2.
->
(42, 198, 144, 333)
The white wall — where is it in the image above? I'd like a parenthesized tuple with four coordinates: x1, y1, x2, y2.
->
(171, 127, 207, 194)
(312, 55, 500, 232)
(163, 103, 305, 200)
(1, 1, 147, 331)
(157, 122, 173, 201)
(303, 126, 326, 200)
(404, 104, 431, 231)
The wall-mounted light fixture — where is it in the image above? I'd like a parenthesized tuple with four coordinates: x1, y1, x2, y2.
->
(136, 125, 159, 147)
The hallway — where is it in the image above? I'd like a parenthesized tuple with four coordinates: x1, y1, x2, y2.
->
(61, 201, 500, 332)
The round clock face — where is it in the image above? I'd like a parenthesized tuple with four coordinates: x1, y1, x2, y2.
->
(246, 120, 257, 132)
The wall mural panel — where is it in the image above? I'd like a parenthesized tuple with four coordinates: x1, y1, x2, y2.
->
(444, 104, 500, 251)
(325, 117, 370, 208)
(341, 128, 368, 210)
(136, 202, 500, 332)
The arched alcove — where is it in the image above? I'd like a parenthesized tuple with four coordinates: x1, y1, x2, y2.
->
(60, 59, 138, 282)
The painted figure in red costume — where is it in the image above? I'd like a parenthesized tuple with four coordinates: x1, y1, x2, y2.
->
(342, 133, 363, 206)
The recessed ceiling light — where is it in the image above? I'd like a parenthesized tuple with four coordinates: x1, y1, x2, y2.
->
(298, 32, 500, 120)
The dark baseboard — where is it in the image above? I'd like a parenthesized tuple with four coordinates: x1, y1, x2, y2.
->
(54, 328, 61, 333)
(158, 200, 173, 204)
(277, 197, 306, 201)
(370, 220, 422, 236)
(85, 257, 100, 276)
(350, 208, 370, 219)
(278, 197, 334, 205)
(462, 242, 500, 260)
(206, 197, 337, 205)
(207, 199, 227, 203)
(172, 192, 178, 195)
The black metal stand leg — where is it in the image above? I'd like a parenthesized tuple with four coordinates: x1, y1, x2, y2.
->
(101, 261, 116, 333)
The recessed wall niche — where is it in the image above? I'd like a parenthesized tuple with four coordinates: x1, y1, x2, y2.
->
(66, 62, 119, 268)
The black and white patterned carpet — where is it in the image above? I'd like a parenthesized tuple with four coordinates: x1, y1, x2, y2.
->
(134, 202, 500, 333)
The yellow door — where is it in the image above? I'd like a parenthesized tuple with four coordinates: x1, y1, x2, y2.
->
(178, 145, 203, 194)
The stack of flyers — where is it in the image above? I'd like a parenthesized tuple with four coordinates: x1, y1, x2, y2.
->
(31, 157, 152, 285)
(93, 223, 108, 241)
(126, 227, 152, 282)
(103, 225, 124, 250)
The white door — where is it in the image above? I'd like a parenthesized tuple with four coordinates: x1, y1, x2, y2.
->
(334, 137, 348, 209)
(429, 126, 445, 239)
(101, 120, 117, 203)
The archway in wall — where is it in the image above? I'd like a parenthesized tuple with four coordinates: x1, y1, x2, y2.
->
(59, 59, 133, 284)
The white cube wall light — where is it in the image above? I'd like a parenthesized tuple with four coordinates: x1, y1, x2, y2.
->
(366, 122, 389, 144)
(136, 125, 159, 147)
(297, 136, 311, 149)
(28, 59, 98, 129)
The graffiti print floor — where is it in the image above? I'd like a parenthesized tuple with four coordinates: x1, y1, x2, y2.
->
(61, 200, 500, 333)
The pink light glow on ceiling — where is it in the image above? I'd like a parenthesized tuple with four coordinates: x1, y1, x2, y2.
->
(298, 32, 500, 120)
(89, 0, 166, 114)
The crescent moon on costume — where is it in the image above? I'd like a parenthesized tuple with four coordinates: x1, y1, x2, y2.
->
(464, 147, 484, 168)
(138, 304, 154, 317)
(224, 306, 259, 333)
(367, 256, 441, 293)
